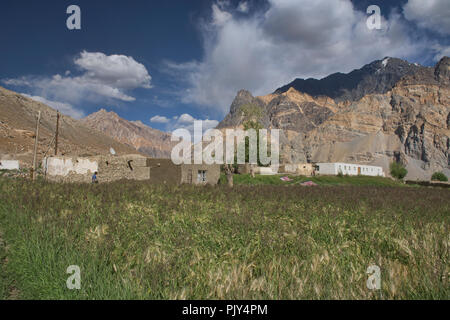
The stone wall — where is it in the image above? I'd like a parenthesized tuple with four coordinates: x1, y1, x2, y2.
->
(279, 163, 315, 176)
(147, 158, 182, 185)
(43, 155, 220, 185)
(97, 155, 150, 183)
(44, 154, 149, 183)
(43, 157, 98, 183)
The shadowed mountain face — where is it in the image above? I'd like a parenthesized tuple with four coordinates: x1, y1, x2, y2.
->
(81, 109, 174, 159)
(0, 86, 139, 167)
(275, 57, 427, 102)
(218, 57, 450, 180)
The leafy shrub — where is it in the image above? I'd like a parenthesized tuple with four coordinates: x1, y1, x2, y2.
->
(431, 172, 448, 182)
(390, 162, 408, 180)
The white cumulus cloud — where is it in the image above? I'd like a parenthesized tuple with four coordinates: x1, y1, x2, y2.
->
(75, 51, 152, 90)
(165, 0, 437, 115)
(150, 115, 170, 123)
(3, 51, 152, 105)
(151, 113, 219, 138)
(171, 114, 219, 133)
(154, 113, 220, 143)
(403, 0, 450, 35)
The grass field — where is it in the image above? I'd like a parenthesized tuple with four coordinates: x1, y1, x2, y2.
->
(0, 176, 448, 300)
(219, 173, 409, 186)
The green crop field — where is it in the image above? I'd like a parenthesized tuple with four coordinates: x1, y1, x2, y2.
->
(0, 176, 448, 300)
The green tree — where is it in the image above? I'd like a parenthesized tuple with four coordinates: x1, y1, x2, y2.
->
(242, 120, 269, 166)
(431, 172, 448, 182)
(390, 162, 408, 180)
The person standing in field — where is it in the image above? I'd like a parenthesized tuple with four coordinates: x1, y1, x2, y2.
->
(92, 171, 98, 184)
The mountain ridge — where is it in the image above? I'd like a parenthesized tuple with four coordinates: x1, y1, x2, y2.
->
(274, 57, 428, 102)
(0, 86, 140, 167)
(218, 56, 450, 180)
(81, 109, 174, 158)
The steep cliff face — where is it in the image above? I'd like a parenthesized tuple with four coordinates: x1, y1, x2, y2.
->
(218, 57, 450, 179)
(81, 109, 174, 158)
(217, 90, 269, 129)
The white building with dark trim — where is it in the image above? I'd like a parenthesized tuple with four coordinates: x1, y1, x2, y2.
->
(315, 163, 385, 177)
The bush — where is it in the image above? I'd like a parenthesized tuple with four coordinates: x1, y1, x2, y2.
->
(431, 172, 448, 182)
(390, 162, 408, 180)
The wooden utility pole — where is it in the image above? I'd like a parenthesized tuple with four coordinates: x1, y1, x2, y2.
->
(32, 111, 41, 181)
(55, 111, 60, 156)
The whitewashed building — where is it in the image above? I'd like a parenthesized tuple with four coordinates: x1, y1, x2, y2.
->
(0, 160, 20, 170)
(316, 163, 384, 177)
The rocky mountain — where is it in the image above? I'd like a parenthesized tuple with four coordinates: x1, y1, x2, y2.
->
(275, 57, 426, 102)
(81, 109, 173, 158)
(0, 86, 139, 168)
(218, 57, 450, 180)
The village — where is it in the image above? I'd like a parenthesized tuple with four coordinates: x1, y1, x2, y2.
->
(1, 152, 388, 185)
(1, 0, 449, 303)
(2, 109, 449, 189)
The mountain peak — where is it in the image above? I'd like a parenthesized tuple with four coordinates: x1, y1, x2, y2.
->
(274, 56, 426, 102)
(84, 109, 120, 121)
(81, 110, 173, 158)
(435, 56, 450, 82)
(236, 89, 254, 99)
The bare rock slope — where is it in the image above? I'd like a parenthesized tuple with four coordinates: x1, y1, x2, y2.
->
(81, 109, 174, 159)
(218, 57, 450, 179)
(0, 86, 138, 167)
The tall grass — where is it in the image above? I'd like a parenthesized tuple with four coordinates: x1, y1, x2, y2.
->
(220, 173, 409, 187)
(0, 177, 448, 299)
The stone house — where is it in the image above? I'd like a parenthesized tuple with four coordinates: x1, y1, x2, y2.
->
(279, 163, 315, 176)
(147, 159, 220, 185)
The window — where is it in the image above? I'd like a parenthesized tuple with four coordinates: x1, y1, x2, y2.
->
(197, 170, 207, 183)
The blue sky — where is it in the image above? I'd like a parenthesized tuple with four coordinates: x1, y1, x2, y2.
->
(1, 0, 449, 133)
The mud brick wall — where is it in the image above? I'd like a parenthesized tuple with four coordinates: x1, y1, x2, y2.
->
(146, 158, 182, 185)
(44, 155, 150, 183)
(97, 155, 150, 183)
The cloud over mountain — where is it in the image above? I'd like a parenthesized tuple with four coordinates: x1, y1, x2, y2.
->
(403, 0, 450, 35)
(166, 0, 447, 115)
(20, 94, 85, 119)
(151, 113, 219, 142)
(3, 51, 152, 105)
